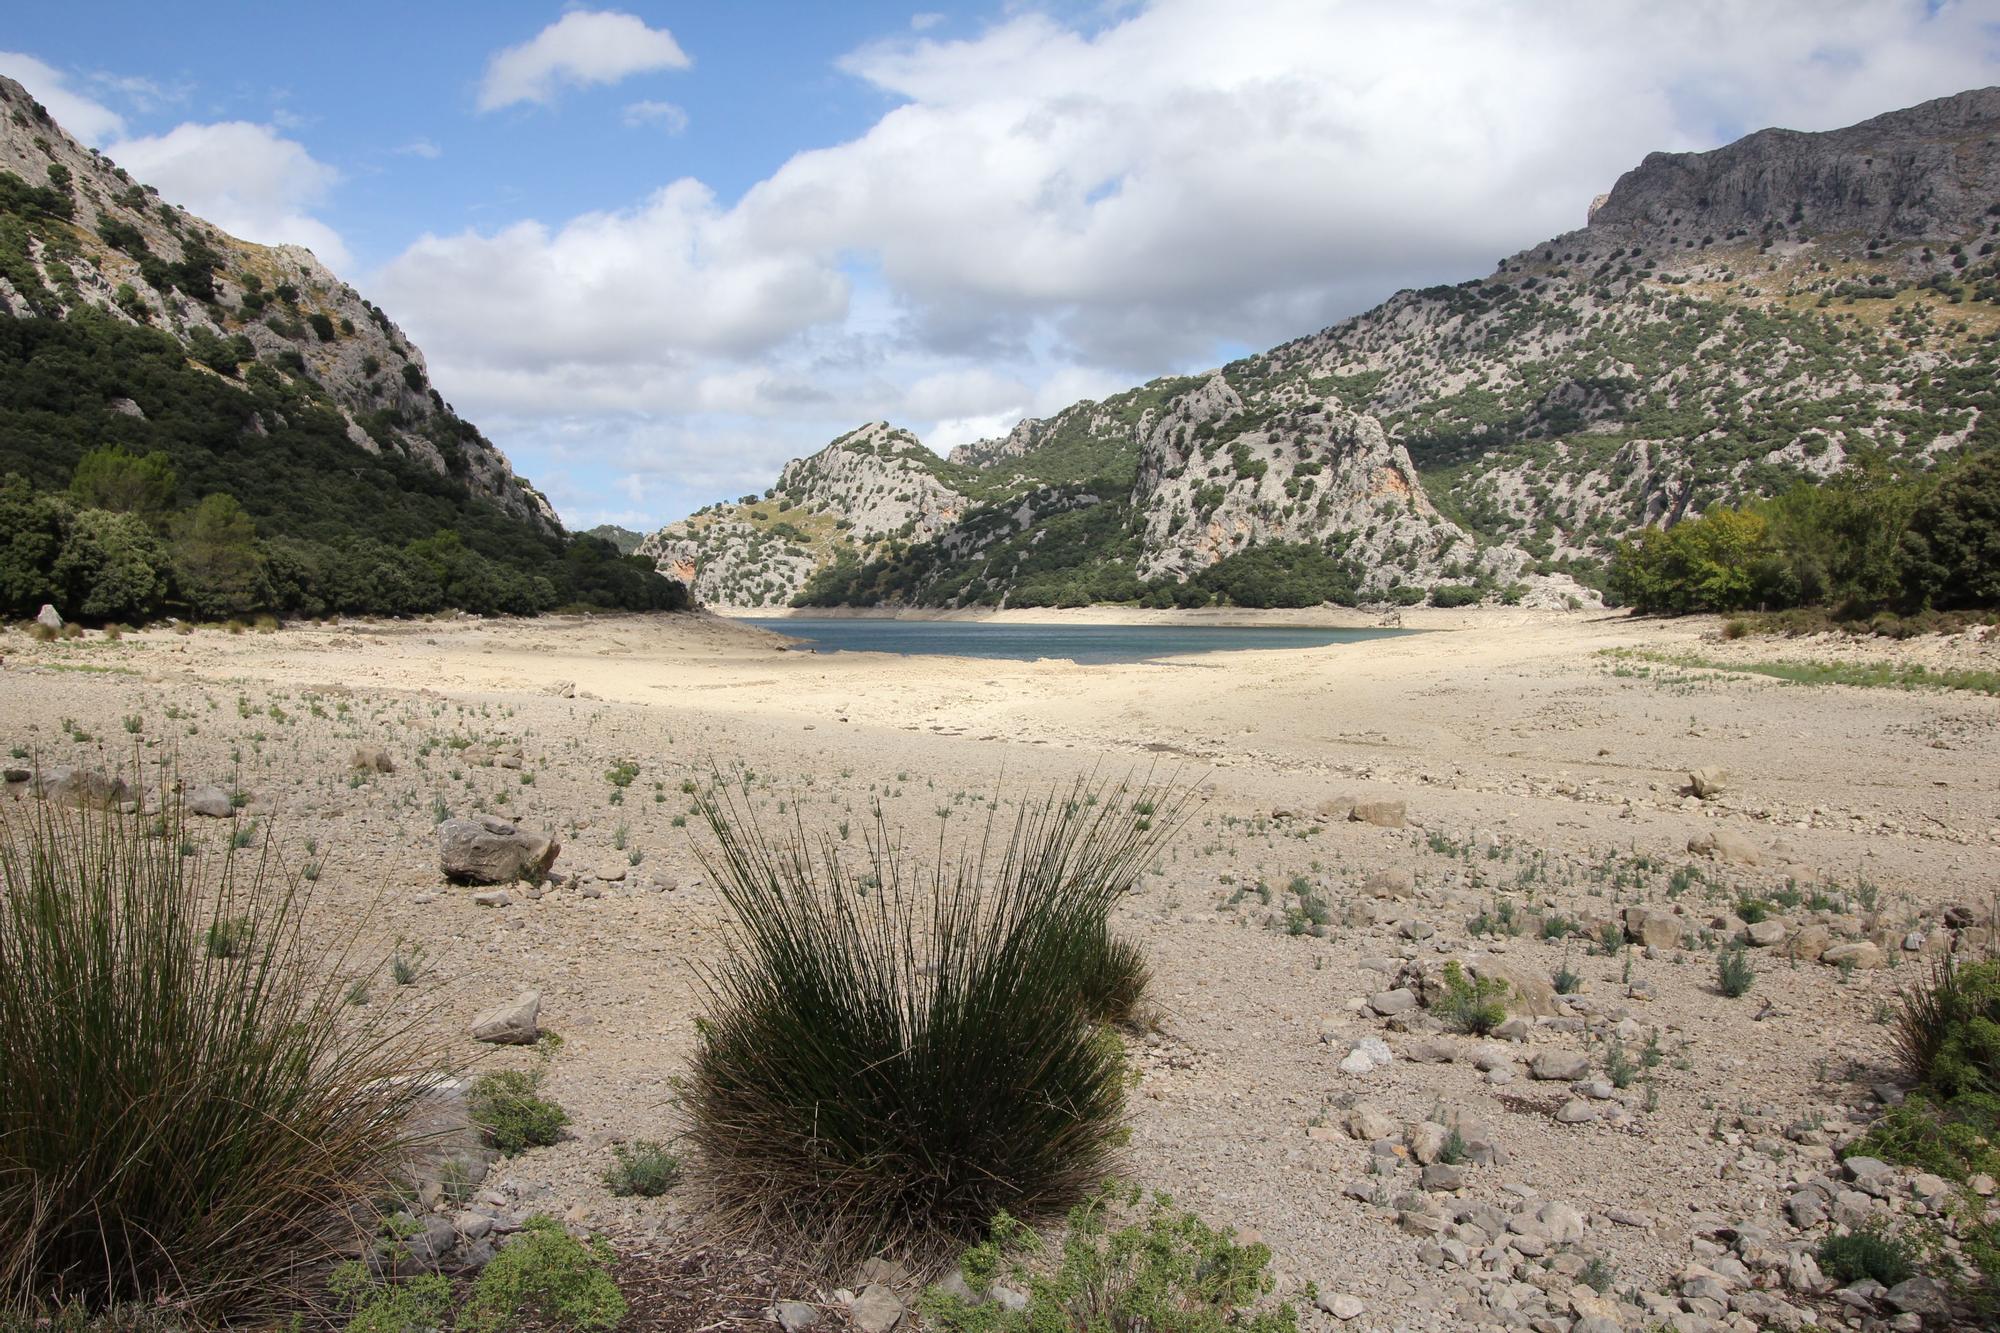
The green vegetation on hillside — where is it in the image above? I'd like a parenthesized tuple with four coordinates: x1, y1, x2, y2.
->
(0, 313, 683, 622)
(1606, 451, 1998, 616)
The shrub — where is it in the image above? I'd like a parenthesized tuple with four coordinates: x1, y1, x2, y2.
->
(1900, 449, 2000, 610)
(1429, 583, 1482, 608)
(603, 1140, 680, 1198)
(920, 1186, 1297, 1333)
(685, 778, 1185, 1271)
(1817, 1222, 1917, 1287)
(1075, 928, 1155, 1031)
(1716, 946, 1756, 997)
(0, 780, 444, 1322)
(1435, 960, 1509, 1035)
(1894, 958, 2000, 1097)
(456, 1215, 625, 1333)
(469, 1068, 569, 1156)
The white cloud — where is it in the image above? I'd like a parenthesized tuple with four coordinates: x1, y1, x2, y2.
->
(910, 12, 946, 31)
(377, 0, 2000, 530)
(622, 99, 688, 133)
(0, 51, 126, 140)
(478, 10, 691, 112)
(396, 138, 443, 159)
(105, 121, 350, 269)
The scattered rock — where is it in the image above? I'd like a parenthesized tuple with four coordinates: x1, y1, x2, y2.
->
(30, 766, 131, 810)
(1554, 1098, 1598, 1124)
(1345, 1103, 1396, 1141)
(1364, 868, 1414, 899)
(1624, 907, 1685, 950)
(1369, 988, 1418, 1016)
(438, 815, 561, 885)
(1530, 1050, 1590, 1081)
(1688, 766, 1732, 799)
(1350, 799, 1407, 828)
(1822, 942, 1886, 970)
(773, 1301, 820, 1333)
(1341, 1037, 1393, 1075)
(1316, 1292, 1366, 1321)
(469, 990, 541, 1045)
(547, 680, 577, 698)
(1744, 919, 1787, 948)
(35, 604, 62, 631)
(350, 746, 396, 774)
(185, 785, 234, 818)
(1688, 829, 1761, 866)
(848, 1285, 904, 1333)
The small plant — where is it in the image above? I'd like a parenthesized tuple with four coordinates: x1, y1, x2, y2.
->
(920, 1186, 1296, 1333)
(1436, 961, 1510, 1036)
(205, 915, 252, 958)
(456, 1215, 626, 1333)
(1579, 1256, 1616, 1293)
(1817, 1222, 1916, 1288)
(468, 1069, 570, 1156)
(1552, 961, 1582, 995)
(603, 1140, 680, 1198)
(1717, 946, 1756, 998)
(328, 1260, 451, 1333)
(1735, 897, 1770, 924)
(391, 940, 424, 986)
(1541, 914, 1578, 941)
(1437, 1127, 1469, 1166)
(1603, 1038, 1637, 1089)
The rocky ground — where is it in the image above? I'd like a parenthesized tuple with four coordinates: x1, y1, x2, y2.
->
(2, 606, 1996, 1331)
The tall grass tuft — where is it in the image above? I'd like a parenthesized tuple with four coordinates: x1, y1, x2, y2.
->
(685, 775, 1187, 1273)
(0, 776, 447, 1323)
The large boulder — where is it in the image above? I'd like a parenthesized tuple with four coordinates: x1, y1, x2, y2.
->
(35, 604, 62, 631)
(1350, 800, 1407, 829)
(1467, 957, 1561, 1018)
(351, 746, 396, 774)
(1688, 767, 1732, 800)
(1624, 906, 1686, 950)
(438, 815, 560, 885)
(185, 785, 234, 818)
(1687, 829, 1761, 866)
(30, 766, 131, 810)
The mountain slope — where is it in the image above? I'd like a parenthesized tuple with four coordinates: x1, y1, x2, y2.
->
(0, 75, 680, 621)
(647, 87, 2000, 611)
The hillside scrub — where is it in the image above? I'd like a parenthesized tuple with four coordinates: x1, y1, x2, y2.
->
(684, 776, 1188, 1272)
(1607, 451, 1998, 617)
(0, 778, 448, 1323)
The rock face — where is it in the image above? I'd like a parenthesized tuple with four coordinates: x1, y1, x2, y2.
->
(438, 815, 560, 885)
(0, 75, 557, 534)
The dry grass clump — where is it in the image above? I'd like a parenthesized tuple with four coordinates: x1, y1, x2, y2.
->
(684, 775, 1186, 1273)
(0, 779, 446, 1324)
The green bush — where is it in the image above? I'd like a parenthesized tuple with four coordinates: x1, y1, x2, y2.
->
(469, 1069, 569, 1156)
(920, 1186, 1297, 1333)
(1817, 1222, 1917, 1287)
(1716, 946, 1756, 998)
(456, 1215, 625, 1333)
(603, 1140, 680, 1198)
(0, 781, 445, 1322)
(1429, 583, 1483, 607)
(1894, 958, 2000, 1098)
(1902, 449, 2000, 610)
(685, 779, 1184, 1270)
(1435, 960, 1509, 1035)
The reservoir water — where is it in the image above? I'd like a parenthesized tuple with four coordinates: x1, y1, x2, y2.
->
(740, 617, 1409, 665)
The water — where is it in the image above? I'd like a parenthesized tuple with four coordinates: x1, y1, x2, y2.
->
(740, 616, 1409, 664)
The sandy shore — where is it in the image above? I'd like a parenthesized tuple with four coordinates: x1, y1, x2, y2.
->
(3, 606, 1996, 1325)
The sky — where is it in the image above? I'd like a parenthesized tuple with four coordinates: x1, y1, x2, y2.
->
(5, 2, 2000, 533)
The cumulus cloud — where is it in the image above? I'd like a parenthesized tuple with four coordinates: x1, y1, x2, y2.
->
(622, 99, 688, 132)
(105, 121, 351, 268)
(478, 10, 691, 112)
(379, 0, 2000, 528)
(0, 51, 126, 140)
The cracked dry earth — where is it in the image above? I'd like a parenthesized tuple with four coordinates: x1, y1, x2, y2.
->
(2, 606, 1996, 1332)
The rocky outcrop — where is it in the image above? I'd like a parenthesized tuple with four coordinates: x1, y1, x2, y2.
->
(0, 75, 558, 535)
(775, 423, 968, 542)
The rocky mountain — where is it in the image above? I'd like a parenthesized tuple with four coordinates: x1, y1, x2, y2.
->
(642, 87, 2000, 611)
(582, 524, 644, 555)
(0, 74, 555, 533)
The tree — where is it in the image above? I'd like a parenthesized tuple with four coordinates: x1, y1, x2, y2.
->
(1900, 450, 2000, 609)
(172, 493, 266, 618)
(0, 473, 66, 618)
(69, 446, 177, 525)
(52, 509, 168, 622)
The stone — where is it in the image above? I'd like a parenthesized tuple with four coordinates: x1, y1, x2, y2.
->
(1624, 906, 1685, 950)
(1364, 868, 1414, 899)
(773, 1301, 821, 1332)
(1369, 988, 1419, 1016)
(472, 889, 511, 908)
(1555, 1098, 1598, 1124)
(439, 815, 561, 886)
(1688, 767, 1731, 799)
(547, 680, 577, 698)
(1883, 1276, 1948, 1315)
(1744, 919, 1786, 948)
(1423, 1162, 1469, 1191)
(1346, 1103, 1397, 1141)
(1340, 1036, 1392, 1075)
(29, 766, 131, 810)
(185, 785, 235, 818)
(849, 1284, 905, 1333)
(1470, 958, 1561, 1018)
(1786, 924, 1832, 962)
(351, 745, 396, 774)
(1407, 1121, 1449, 1163)
(1531, 1050, 1590, 1081)
(36, 604, 63, 630)
(1316, 1291, 1366, 1320)
(1350, 799, 1407, 828)
(1823, 941, 1886, 970)
(1688, 829, 1761, 866)
(469, 990, 541, 1045)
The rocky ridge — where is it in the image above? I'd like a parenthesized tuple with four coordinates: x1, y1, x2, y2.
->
(641, 86, 2000, 610)
(0, 75, 556, 533)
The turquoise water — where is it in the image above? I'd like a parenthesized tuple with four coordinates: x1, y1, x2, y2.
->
(742, 617, 1409, 664)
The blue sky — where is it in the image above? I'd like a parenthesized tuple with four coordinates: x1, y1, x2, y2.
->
(5, 2, 1999, 532)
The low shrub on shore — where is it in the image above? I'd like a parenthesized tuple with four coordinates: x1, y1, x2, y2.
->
(684, 776, 1187, 1271)
(0, 779, 445, 1324)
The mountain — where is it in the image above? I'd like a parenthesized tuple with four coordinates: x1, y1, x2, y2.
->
(582, 525, 645, 556)
(641, 87, 2000, 611)
(0, 76, 679, 621)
